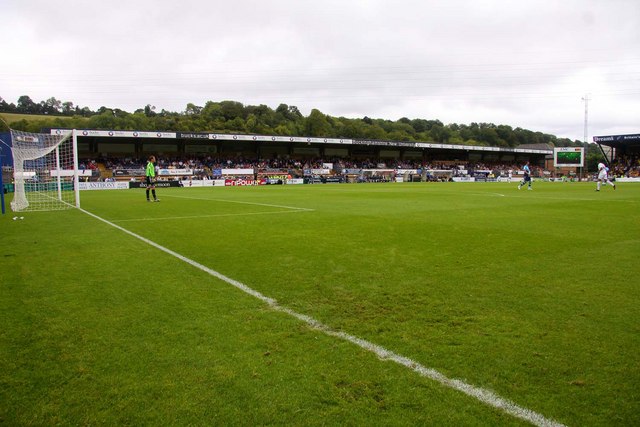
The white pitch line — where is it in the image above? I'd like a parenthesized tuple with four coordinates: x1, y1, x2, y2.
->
(508, 194, 636, 202)
(80, 206, 565, 427)
(111, 210, 311, 223)
(161, 193, 313, 211)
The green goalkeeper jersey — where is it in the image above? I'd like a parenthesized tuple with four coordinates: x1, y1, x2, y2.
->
(146, 161, 156, 178)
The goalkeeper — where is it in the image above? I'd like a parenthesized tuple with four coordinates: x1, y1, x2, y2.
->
(145, 155, 159, 202)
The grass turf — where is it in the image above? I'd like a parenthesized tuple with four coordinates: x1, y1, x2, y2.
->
(1, 181, 638, 425)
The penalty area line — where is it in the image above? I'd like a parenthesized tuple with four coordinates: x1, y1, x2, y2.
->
(80, 206, 565, 427)
(111, 209, 312, 223)
(161, 193, 313, 211)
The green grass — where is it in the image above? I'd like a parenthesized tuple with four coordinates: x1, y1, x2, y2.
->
(0, 112, 85, 127)
(1, 182, 638, 426)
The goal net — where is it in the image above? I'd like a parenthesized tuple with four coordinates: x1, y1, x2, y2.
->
(10, 129, 80, 212)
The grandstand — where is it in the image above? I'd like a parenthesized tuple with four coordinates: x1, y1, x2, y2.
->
(14, 128, 625, 192)
(38, 128, 552, 185)
(593, 133, 640, 180)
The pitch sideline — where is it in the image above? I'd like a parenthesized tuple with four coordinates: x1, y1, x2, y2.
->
(80, 206, 565, 427)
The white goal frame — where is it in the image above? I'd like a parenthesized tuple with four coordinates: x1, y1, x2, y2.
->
(10, 129, 80, 212)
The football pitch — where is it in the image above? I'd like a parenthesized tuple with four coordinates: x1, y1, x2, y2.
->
(1, 181, 638, 426)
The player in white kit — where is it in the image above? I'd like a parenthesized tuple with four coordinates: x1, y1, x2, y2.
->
(596, 162, 616, 191)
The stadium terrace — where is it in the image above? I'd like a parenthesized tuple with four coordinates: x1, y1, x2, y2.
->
(53, 128, 554, 185)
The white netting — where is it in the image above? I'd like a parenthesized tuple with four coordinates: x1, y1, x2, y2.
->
(10, 129, 79, 212)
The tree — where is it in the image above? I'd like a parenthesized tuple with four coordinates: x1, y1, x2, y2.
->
(387, 130, 412, 141)
(44, 97, 62, 114)
(78, 106, 93, 117)
(585, 143, 605, 172)
(410, 118, 429, 133)
(62, 101, 74, 115)
(113, 108, 126, 118)
(425, 119, 444, 131)
(287, 105, 302, 120)
(478, 127, 501, 146)
(245, 114, 260, 133)
(364, 124, 387, 140)
(304, 109, 332, 137)
(219, 100, 245, 120)
(97, 106, 113, 115)
(391, 121, 416, 138)
(430, 124, 451, 143)
(88, 111, 119, 129)
(17, 95, 38, 113)
(185, 103, 202, 116)
(339, 119, 366, 138)
(496, 124, 516, 147)
(225, 117, 246, 132)
(144, 104, 157, 117)
(275, 103, 303, 125)
(0, 96, 13, 112)
(275, 103, 291, 121)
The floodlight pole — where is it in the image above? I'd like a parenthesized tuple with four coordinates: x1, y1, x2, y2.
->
(582, 95, 590, 145)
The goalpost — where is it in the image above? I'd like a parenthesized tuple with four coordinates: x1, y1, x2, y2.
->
(9, 129, 80, 212)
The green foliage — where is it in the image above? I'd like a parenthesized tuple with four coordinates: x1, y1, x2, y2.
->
(305, 109, 332, 137)
(586, 144, 606, 170)
(1, 95, 583, 147)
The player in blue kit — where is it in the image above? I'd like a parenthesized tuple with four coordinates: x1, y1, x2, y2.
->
(517, 161, 532, 190)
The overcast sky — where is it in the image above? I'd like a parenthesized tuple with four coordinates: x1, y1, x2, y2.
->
(2, 0, 639, 141)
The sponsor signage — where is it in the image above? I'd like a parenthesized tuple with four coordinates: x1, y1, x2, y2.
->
(207, 134, 352, 144)
(593, 134, 640, 143)
(51, 129, 177, 138)
(304, 168, 331, 175)
(158, 168, 193, 176)
(225, 178, 256, 186)
(354, 140, 417, 147)
(179, 180, 226, 187)
(16, 135, 40, 143)
(114, 169, 145, 176)
(49, 169, 92, 177)
(79, 182, 129, 190)
(323, 177, 344, 183)
(128, 181, 181, 188)
(221, 168, 254, 175)
(14, 171, 36, 178)
(178, 132, 210, 139)
(52, 128, 554, 154)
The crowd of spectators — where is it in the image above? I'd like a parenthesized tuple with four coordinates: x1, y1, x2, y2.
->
(80, 154, 550, 182)
(611, 154, 640, 177)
